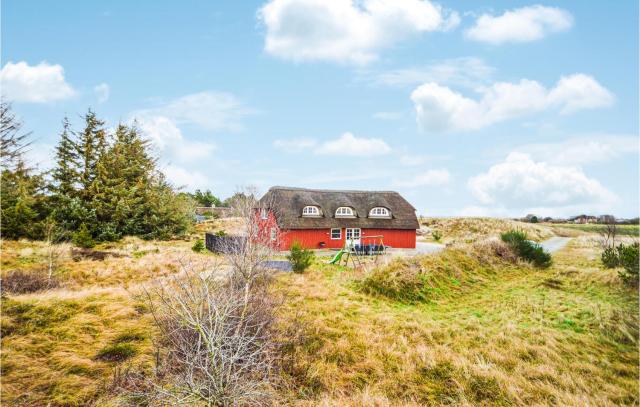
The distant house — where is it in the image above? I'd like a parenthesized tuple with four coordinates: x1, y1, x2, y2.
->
(257, 186, 419, 250)
(570, 214, 598, 224)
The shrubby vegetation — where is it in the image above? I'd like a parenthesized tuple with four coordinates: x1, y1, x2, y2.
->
(287, 241, 314, 273)
(501, 230, 552, 268)
(0, 103, 194, 243)
(191, 238, 205, 252)
(602, 243, 640, 287)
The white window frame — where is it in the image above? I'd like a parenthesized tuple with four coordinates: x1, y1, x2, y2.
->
(302, 206, 320, 217)
(330, 228, 341, 240)
(346, 228, 361, 244)
(369, 207, 390, 218)
(270, 227, 277, 241)
(335, 207, 355, 217)
(260, 208, 268, 220)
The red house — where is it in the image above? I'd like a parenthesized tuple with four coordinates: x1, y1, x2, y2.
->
(257, 186, 419, 250)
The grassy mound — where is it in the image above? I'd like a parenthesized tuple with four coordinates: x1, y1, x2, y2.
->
(420, 217, 554, 244)
(274, 238, 638, 406)
(359, 241, 520, 303)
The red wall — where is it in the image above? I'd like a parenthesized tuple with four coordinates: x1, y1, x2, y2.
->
(277, 228, 416, 250)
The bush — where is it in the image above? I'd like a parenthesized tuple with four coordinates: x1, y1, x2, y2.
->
(432, 230, 442, 242)
(146, 263, 279, 405)
(602, 243, 639, 287)
(1, 269, 58, 294)
(192, 238, 205, 253)
(602, 246, 619, 268)
(72, 223, 96, 248)
(287, 242, 314, 273)
(501, 230, 552, 268)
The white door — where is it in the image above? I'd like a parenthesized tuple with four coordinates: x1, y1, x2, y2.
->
(346, 228, 361, 246)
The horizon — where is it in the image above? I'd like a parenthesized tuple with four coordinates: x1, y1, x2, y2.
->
(2, 0, 638, 218)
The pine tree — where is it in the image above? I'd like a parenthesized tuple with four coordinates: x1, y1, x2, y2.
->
(1, 160, 47, 239)
(0, 104, 48, 239)
(76, 109, 107, 200)
(51, 117, 79, 197)
(90, 123, 155, 239)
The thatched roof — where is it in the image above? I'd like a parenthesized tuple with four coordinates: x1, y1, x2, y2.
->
(258, 186, 419, 230)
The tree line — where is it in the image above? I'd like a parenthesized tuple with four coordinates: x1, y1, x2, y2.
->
(1, 102, 194, 245)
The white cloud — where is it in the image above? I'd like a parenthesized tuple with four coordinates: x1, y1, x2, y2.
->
(411, 74, 614, 132)
(0, 61, 76, 103)
(316, 132, 392, 156)
(163, 164, 209, 190)
(132, 91, 252, 131)
(468, 152, 616, 216)
(94, 83, 110, 103)
(515, 135, 639, 166)
(466, 5, 573, 44)
(275, 132, 393, 156)
(273, 137, 317, 152)
(370, 57, 494, 88)
(393, 168, 451, 188)
(259, 0, 460, 64)
(137, 115, 216, 162)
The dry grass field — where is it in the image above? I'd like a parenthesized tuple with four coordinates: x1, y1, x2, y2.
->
(419, 217, 555, 244)
(276, 237, 638, 406)
(1, 220, 638, 406)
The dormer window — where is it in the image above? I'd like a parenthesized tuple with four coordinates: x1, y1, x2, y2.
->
(335, 207, 355, 217)
(302, 206, 320, 217)
(369, 207, 390, 218)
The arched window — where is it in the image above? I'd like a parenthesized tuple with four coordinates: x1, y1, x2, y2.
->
(335, 207, 355, 217)
(302, 206, 320, 216)
(369, 207, 390, 218)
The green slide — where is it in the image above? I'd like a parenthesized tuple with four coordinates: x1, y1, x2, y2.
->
(328, 249, 346, 264)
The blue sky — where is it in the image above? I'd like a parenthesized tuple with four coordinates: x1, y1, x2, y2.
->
(2, 0, 638, 217)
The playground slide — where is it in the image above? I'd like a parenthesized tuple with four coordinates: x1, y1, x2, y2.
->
(328, 249, 346, 264)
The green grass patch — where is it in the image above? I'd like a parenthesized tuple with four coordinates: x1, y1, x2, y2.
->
(96, 342, 138, 362)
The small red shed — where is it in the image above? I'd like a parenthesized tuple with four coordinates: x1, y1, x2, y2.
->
(257, 186, 419, 250)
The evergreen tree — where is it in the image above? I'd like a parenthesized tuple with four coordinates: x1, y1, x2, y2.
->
(75, 109, 107, 200)
(0, 103, 48, 239)
(0, 101, 31, 170)
(1, 159, 48, 239)
(90, 123, 155, 239)
(51, 117, 79, 197)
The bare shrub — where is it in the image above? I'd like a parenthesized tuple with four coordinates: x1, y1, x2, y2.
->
(599, 221, 617, 249)
(221, 186, 280, 287)
(135, 187, 283, 406)
(1, 269, 59, 294)
(143, 261, 279, 406)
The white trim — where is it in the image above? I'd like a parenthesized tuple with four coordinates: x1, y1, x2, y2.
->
(260, 208, 268, 220)
(346, 228, 361, 245)
(335, 206, 355, 217)
(302, 205, 320, 217)
(270, 227, 277, 241)
(330, 228, 341, 240)
(369, 207, 390, 218)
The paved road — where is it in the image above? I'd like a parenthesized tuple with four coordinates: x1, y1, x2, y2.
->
(389, 241, 446, 257)
(540, 237, 572, 253)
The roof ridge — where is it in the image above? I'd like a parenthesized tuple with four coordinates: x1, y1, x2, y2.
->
(269, 186, 400, 194)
